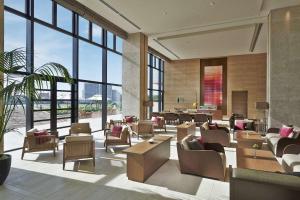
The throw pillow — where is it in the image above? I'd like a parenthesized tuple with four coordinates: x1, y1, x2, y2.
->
(125, 116, 134, 123)
(187, 139, 204, 150)
(197, 136, 204, 144)
(279, 126, 294, 137)
(202, 122, 209, 131)
(111, 125, 123, 137)
(235, 120, 245, 130)
(34, 130, 50, 144)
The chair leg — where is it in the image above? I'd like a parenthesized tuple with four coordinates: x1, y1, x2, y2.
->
(106, 145, 108, 152)
(93, 156, 95, 167)
(53, 149, 56, 157)
(63, 161, 65, 170)
(21, 148, 25, 160)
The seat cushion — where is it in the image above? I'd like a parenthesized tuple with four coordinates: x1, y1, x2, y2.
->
(27, 128, 38, 136)
(266, 133, 280, 140)
(111, 125, 122, 137)
(282, 154, 300, 172)
(65, 135, 93, 142)
(187, 139, 204, 150)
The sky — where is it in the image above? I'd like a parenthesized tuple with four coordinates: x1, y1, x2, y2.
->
(4, 0, 123, 94)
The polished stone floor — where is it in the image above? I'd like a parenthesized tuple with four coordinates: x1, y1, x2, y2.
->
(1, 126, 236, 200)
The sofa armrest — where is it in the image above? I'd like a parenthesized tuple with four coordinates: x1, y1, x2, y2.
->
(267, 128, 280, 133)
(283, 144, 300, 155)
(276, 138, 300, 157)
(204, 143, 225, 153)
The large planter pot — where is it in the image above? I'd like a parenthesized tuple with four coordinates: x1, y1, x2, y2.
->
(0, 154, 11, 185)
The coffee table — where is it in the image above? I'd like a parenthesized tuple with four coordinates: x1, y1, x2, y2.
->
(123, 135, 172, 182)
(236, 148, 283, 172)
(236, 131, 264, 148)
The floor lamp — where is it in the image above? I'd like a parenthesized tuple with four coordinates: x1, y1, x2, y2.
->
(255, 102, 269, 135)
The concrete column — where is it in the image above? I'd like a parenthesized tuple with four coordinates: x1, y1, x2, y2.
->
(0, 0, 4, 153)
(122, 33, 148, 120)
(268, 5, 300, 128)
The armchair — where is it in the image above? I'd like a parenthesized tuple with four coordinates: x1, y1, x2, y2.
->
(69, 123, 91, 135)
(177, 134, 226, 181)
(21, 129, 59, 159)
(104, 126, 131, 152)
(63, 134, 95, 170)
(164, 112, 179, 125)
(131, 120, 154, 139)
(200, 125, 230, 147)
(266, 128, 300, 157)
(151, 116, 167, 132)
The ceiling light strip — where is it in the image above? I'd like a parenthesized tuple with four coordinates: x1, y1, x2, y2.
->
(98, 0, 141, 30)
(249, 23, 263, 52)
(153, 39, 180, 59)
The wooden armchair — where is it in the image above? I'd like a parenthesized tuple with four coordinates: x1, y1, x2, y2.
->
(63, 134, 95, 170)
(152, 117, 167, 132)
(21, 129, 59, 159)
(164, 112, 179, 125)
(104, 120, 125, 136)
(104, 126, 131, 152)
(131, 120, 154, 139)
(69, 123, 91, 135)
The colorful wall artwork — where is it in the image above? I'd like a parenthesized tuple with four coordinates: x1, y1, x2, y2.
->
(204, 65, 223, 106)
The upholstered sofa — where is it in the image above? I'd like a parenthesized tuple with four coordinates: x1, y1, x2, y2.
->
(200, 122, 231, 147)
(229, 166, 300, 200)
(282, 144, 300, 173)
(177, 134, 226, 180)
(266, 128, 300, 157)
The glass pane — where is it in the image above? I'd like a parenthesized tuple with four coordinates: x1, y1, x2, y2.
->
(37, 90, 51, 100)
(4, 12, 26, 72)
(79, 40, 102, 81)
(153, 91, 159, 112)
(34, 23, 73, 77)
(116, 36, 122, 53)
(57, 100, 71, 109)
(153, 68, 159, 90)
(148, 67, 151, 89)
(107, 85, 122, 120)
(34, 111, 50, 121)
(57, 82, 71, 91)
(4, 0, 25, 12)
(107, 51, 122, 84)
(57, 110, 71, 118)
(161, 71, 164, 90)
(79, 16, 89, 39)
(57, 118, 71, 128)
(92, 24, 102, 44)
(78, 82, 102, 131)
(4, 74, 26, 151)
(34, 0, 52, 23)
(57, 4, 72, 32)
(34, 121, 50, 130)
(34, 101, 51, 110)
(107, 31, 114, 49)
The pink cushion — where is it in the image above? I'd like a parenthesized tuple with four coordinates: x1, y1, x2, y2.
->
(34, 130, 50, 144)
(279, 126, 293, 138)
(235, 120, 245, 130)
(151, 116, 161, 125)
(111, 125, 122, 137)
(125, 116, 133, 123)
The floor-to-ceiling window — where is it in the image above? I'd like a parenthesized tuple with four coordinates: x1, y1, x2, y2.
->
(3, 0, 123, 151)
(147, 53, 164, 118)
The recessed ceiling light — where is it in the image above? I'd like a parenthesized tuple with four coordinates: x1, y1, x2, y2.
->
(210, 1, 215, 6)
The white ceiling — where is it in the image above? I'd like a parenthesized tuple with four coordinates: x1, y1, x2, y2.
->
(77, 0, 300, 60)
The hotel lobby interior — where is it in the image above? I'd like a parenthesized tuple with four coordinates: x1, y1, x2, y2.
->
(1, 0, 300, 200)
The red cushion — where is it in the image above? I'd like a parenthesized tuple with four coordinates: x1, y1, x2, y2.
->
(279, 126, 293, 138)
(34, 130, 50, 144)
(125, 116, 134, 123)
(235, 120, 245, 130)
(151, 116, 161, 125)
(209, 124, 218, 130)
(111, 125, 122, 137)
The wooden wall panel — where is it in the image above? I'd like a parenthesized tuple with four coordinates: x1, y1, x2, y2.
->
(164, 53, 267, 120)
(227, 53, 267, 119)
(164, 59, 200, 111)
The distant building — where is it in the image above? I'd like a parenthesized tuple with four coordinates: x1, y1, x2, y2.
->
(112, 89, 121, 103)
(83, 83, 101, 99)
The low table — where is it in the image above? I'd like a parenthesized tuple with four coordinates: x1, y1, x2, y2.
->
(236, 131, 264, 149)
(236, 148, 283, 172)
(123, 135, 172, 182)
(177, 122, 196, 141)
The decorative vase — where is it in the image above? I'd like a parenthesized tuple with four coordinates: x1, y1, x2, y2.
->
(0, 154, 11, 185)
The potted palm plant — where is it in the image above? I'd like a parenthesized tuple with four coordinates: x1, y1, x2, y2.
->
(0, 48, 72, 185)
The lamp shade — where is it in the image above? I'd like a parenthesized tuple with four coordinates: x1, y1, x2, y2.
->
(256, 102, 269, 110)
